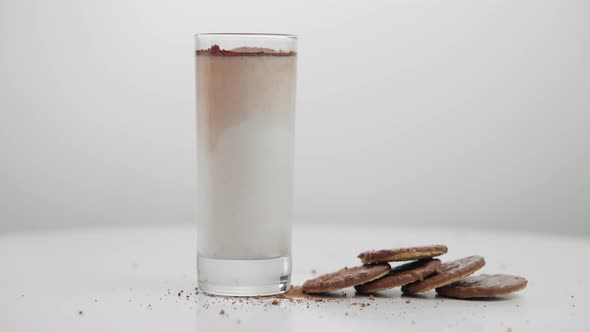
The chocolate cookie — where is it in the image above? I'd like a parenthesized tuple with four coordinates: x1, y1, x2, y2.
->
(435, 274, 527, 299)
(355, 259, 442, 294)
(401, 255, 485, 294)
(302, 264, 391, 294)
(358, 245, 448, 264)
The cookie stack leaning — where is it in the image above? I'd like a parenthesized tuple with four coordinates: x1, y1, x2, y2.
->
(302, 244, 528, 299)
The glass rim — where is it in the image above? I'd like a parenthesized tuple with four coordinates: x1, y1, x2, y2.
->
(195, 33, 297, 40)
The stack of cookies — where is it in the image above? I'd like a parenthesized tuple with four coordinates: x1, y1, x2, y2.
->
(302, 245, 527, 299)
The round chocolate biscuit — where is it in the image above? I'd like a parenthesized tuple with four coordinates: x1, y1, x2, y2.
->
(435, 274, 527, 299)
(401, 255, 485, 294)
(355, 259, 442, 294)
(302, 263, 391, 294)
(358, 245, 448, 264)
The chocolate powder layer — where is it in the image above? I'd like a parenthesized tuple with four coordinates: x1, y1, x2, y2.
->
(196, 45, 296, 56)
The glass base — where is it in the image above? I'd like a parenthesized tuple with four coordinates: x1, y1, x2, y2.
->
(197, 256, 291, 296)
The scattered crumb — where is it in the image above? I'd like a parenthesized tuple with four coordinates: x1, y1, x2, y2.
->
(311, 269, 317, 275)
(219, 309, 225, 315)
(178, 292, 181, 297)
(271, 300, 279, 305)
(368, 295, 375, 301)
(345, 312, 349, 316)
(406, 299, 411, 304)
(78, 310, 84, 315)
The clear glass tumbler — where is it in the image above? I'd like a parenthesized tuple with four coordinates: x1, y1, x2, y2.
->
(195, 33, 297, 296)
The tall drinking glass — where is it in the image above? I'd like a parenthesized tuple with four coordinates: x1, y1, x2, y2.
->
(195, 33, 297, 296)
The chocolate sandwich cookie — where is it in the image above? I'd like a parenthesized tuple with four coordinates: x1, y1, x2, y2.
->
(435, 274, 527, 299)
(358, 245, 448, 264)
(302, 263, 391, 294)
(355, 259, 442, 294)
(401, 255, 485, 294)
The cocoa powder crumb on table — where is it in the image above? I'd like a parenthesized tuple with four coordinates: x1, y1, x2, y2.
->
(271, 300, 279, 305)
(219, 309, 224, 315)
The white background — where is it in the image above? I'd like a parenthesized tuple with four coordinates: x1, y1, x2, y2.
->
(1, 0, 589, 234)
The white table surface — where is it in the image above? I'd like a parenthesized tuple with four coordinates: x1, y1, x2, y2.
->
(1, 224, 587, 332)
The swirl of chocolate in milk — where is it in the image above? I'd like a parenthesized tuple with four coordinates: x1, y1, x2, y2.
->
(195, 45, 296, 259)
